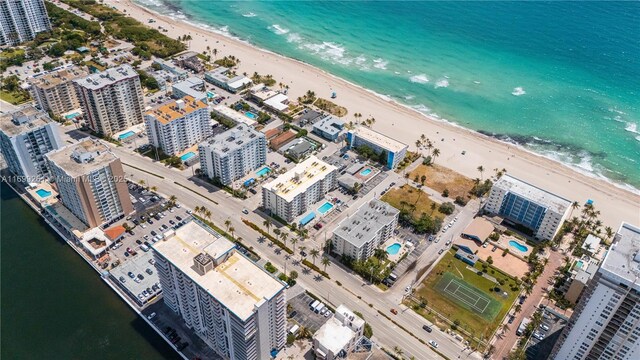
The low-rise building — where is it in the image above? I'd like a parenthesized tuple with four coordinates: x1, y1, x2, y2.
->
(563, 261, 598, 305)
(153, 58, 189, 80)
(283, 138, 316, 161)
(0, 105, 63, 182)
(313, 304, 365, 360)
(204, 67, 252, 93)
(269, 130, 297, 150)
(346, 127, 408, 169)
(145, 96, 211, 156)
(172, 76, 207, 103)
(211, 104, 257, 127)
(262, 156, 337, 222)
(263, 93, 289, 113)
(313, 114, 345, 141)
(198, 124, 267, 186)
(332, 199, 399, 261)
(174, 51, 204, 73)
(28, 66, 89, 117)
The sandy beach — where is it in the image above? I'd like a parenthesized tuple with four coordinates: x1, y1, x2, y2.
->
(107, 0, 638, 229)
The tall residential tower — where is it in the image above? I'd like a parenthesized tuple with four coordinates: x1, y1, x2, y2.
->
(0, 0, 51, 46)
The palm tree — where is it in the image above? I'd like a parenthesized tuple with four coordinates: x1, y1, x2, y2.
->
(194, 206, 201, 214)
(415, 139, 422, 153)
(169, 195, 177, 206)
(151, 185, 158, 192)
(138, 179, 146, 188)
(280, 232, 288, 248)
(310, 249, 320, 266)
(212, 48, 218, 59)
(393, 346, 404, 357)
(605, 226, 613, 242)
(321, 257, 331, 271)
(204, 209, 212, 221)
(291, 237, 298, 253)
(431, 148, 440, 163)
(263, 219, 271, 235)
(477, 165, 485, 181)
(569, 201, 580, 218)
(229, 226, 235, 238)
(224, 218, 231, 232)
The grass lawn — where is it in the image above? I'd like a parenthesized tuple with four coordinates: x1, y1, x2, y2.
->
(381, 184, 446, 221)
(0, 91, 30, 105)
(410, 164, 475, 199)
(407, 249, 520, 347)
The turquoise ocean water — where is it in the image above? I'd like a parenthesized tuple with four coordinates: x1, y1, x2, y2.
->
(136, 0, 640, 190)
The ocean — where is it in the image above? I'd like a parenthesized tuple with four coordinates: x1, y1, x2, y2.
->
(136, 0, 639, 190)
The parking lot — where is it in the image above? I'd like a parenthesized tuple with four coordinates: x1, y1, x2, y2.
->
(287, 293, 332, 334)
(110, 252, 161, 307)
(525, 306, 569, 359)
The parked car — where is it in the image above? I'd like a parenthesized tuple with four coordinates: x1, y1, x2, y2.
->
(128, 272, 135, 279)
(147, 312, 156, 320)
(242, 209, 249, 214)
(423, 325, 433, 332)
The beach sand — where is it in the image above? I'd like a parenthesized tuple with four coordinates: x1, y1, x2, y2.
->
(107, 0, 638, 229)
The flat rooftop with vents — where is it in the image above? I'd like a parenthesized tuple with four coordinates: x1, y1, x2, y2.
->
(46, 138, 118, 177)
(28, 66, 88, 89)
(492, 174, 571, 214)
(201, 124, 263, 156)
(333, 199, 399, 248)
(262, 156, 336, 202)
(600, 222, 640, 288)
(146, 95, 207, 124)
(349, 126, 407, 153)
(75, 64, 138, 90)
(152, 220, 285, 320)
(0, 105, 53, 136)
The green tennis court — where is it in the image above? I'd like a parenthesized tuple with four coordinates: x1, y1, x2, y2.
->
(434, 272, 501, 321)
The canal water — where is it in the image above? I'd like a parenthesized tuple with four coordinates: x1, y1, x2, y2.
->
(1, 182, 179, 359)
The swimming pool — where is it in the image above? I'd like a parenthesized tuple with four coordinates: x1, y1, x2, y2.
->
(360, 168, 372, 176)
(118, 131, 135, 140)
(245, 111, 257, 120)
(509, 240, 529, 253)
(256, 166, 271, 177)
(64, 112, 80, 120)
(36, 189, 52, 198)
(180, 152, 196, 161)
(386, 243, 402, 255)
(575, 260, 584, 269)
(317, 201, 334, 215)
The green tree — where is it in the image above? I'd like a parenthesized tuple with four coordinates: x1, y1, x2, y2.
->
(321, 257, 331, 272)
(310, 249, 320, 266)
(263, 219, 271, 234)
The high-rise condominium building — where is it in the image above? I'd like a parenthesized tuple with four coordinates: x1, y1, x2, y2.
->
(332, 199, 399, 261)
(199, 124, 267, 185)
(28, 66, 88, 117)
(551, 222, 640, 360)
(74, 65, 145, 137)
(484, 174, 571, 241)
(145, 96, 211, 156)
(46, 138, 133, 228)
(0, 0, 51, 46)
(0, 105, 62, 182)
(152, 220, 287, 360)
(262, 156, 337, 222)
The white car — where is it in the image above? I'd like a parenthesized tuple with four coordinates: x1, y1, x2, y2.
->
(147, 312, 156, 320)
(428, 340, 439, 348)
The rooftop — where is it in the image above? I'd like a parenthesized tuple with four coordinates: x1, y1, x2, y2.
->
(152, 220, 285, 320)
(251, 86, 279, 101)
(460, 217, 495, 242)
(212, 105, 257, 127)
(153, 59, 188, 75)
(28, 66, 88, 89)
(493, 174, 572, 214)
(74, 64, 138, 90)
(582, 234, 601, 252)
(201, 124, 264, 156)
(333, 199, 399, 247)
(350, 126, 407, 153)
(313, 114, 345, 136)
(270, 130, 297, 150)
(263, 156, 336, 202)
(600, 222, 640, 290)
(172, 77, 206, 99)
(46, 138, 119, 178)
(146, 95, 208, 125)
(314, 318, 356, 356)
(0, 105, 54, 137)
(264, 93, 289, 112)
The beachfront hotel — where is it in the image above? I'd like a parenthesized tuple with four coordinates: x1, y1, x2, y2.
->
(28, 66, 89, 118)
(332, 199, 399, 261)
(152, 220, 287, 360)
(0, 105, 63, 182)
(484, 174, 571, 241)
(551, 222, 640, 359)
(0, 0, 51, 46)
(73, 65, 145, 137)
(145, 96, 211, 156)
(198, 124, 266, 186)
(45, 138, 133, 228)
(262, 156, 337, 222)
(346, 126, 408, 169)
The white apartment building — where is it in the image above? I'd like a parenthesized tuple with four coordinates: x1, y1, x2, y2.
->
(74, 65, 145, 137)
(346, 126, 408, 169)
(199, 124, 266, 186)
(28, 66, 88, 117)
(332, 199, 399, 261)
(484, 174, 571, 241)
(262, 156, 337, 223)
(313, 304, 365, 360)
(152, 220, 287, 360)
(0, 0, 51, 46)
(46, 138, 133, 228)
(551, 222, 640, 360)
(0, 105, 62, 182)
(145, 96, 211, 156)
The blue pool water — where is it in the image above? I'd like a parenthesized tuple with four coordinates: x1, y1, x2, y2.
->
(575, 260, 584, 269)
(299, 212, 316, 226)
(207, 91, 216, 98)
(64, 112, 80, 120)
(386, 243, 402, 255)
(118, 131, 135, 140)
(360, 168, 372, 176)
(317, 201, 334, 215)
(180, 152, 196, 161)
(35, 189, 52, 198)
(256, 166, 271, 177)
(245, 112, 257, 120)
(509, 240, 529, 253)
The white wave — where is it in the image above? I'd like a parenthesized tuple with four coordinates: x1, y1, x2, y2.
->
(354, 55, 367, 65)
(394, 71, 401, 75)
(302, 41, 347, 63)
(373, 58, 388, 70)
(435, 79, 450, 88)
(242, 12, 257, 18)
(411, 104, 431, 113)
(636, 135, 640, 142)
(287, 33, 302, 43)
(409, 74, 429, 84)
(512, 87, 526, 96)
(269, 24, 290, 35)
(608, 107, 626, 115)
(624, 122, 639, 134)
(403, 95, 415, 100)
(473, 81, 481, 84)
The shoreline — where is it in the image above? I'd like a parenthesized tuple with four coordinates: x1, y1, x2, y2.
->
(108, 0, 639, 228)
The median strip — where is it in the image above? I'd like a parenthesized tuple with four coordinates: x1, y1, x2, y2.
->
(123, 162, 164, 179)
(174, 182, 218, 205)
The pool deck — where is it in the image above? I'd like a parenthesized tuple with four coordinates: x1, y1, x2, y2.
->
(454, 237, 529, 278)
(381, 238, 407, 263)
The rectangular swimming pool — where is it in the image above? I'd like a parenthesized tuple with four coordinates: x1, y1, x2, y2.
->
(118, 131, 135, 140)
(245, 112, 257, 120)
(317, 201, 334, 215)
(64, 112, 80, 120)
(180, 152, 196, 161)
(360, 168, 372, 176)
(36, 189, 52, 198)
(256, 166, 271, 177)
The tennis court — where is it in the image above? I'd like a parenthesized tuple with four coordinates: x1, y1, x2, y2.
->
(434, 272, 501, 320)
